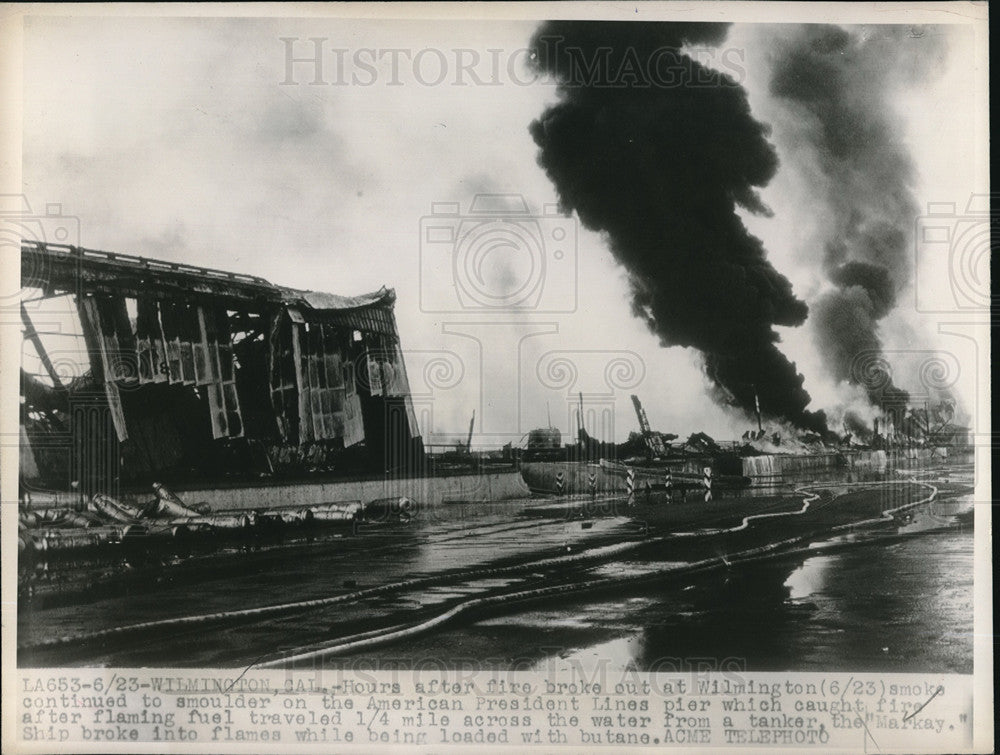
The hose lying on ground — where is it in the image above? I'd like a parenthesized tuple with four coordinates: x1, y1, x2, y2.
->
(258, 478, 938, 668)
(19, 480, 936, 655)
(18, 526, 659, 652)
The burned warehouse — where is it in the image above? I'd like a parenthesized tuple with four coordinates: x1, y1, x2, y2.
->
(19, 241, 424, 497)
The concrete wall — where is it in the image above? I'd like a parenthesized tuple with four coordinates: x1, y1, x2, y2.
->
(22, 470, 532, 512)
(24, 446, 973, 511)
(170, 471, 532, 512)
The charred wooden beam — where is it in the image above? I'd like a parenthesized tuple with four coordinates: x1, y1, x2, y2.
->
(20, 303, 64, 389)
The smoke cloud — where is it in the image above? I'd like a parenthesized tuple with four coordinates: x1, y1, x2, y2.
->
(769, 25, 946, 408)
(842, 409, 874, 444)
(528, 21, 828, 433)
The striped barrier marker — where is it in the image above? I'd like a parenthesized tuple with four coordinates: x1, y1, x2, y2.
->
(664, 470, 673, 500)
(556, 471, 565, 496)
(588, 472, 597, 498)
(626, 468, 636, 506)
(703, 466, 713, 502)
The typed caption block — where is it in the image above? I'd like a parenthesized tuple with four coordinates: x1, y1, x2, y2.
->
(16, 669, 975, 752)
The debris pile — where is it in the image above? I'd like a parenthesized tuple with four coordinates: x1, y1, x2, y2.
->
(18, 483, 363, 557)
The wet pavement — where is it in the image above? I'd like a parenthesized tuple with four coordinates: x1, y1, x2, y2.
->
(17, 464, 975, 670)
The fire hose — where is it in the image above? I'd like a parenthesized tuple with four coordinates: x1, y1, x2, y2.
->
(19, 480, 936, 657)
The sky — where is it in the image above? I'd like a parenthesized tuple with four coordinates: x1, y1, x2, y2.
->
(14, 9, 987, 446)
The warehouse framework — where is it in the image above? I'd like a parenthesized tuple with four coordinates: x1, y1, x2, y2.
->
(19, 241, 423, 496)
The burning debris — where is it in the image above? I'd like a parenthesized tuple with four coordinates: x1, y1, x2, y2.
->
(843, 409, 875, 445)
(528, 21, 827, 434)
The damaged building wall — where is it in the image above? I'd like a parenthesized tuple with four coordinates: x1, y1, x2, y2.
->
(20, 241, 424, 493)
(74, 293, 246, 476)
(267, 310, 365, 453)
(266, 292, 424, 474)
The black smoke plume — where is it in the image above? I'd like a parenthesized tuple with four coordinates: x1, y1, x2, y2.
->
(528, 21, 827, 433)
(769, 25, 944, 407)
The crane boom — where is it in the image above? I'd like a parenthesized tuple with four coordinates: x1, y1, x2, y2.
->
(466, 410, 475, 451)
(631, 394, 666, 457)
